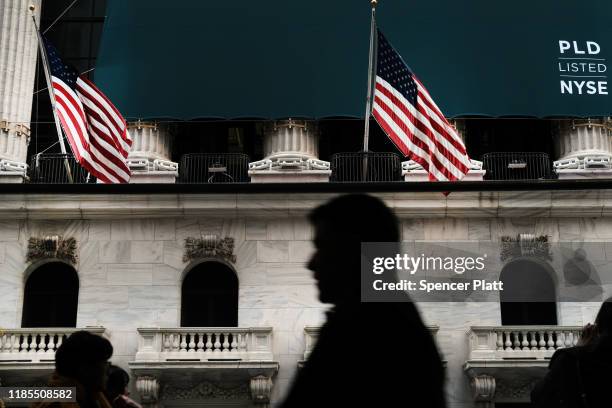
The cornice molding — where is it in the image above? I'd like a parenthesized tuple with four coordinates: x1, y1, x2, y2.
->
(0, 190, 611, 219)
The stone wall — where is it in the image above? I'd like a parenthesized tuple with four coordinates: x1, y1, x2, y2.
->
(0, 193, 608, 406)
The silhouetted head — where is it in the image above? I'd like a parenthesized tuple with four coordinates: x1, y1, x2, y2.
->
(55, 331, 113, 391)
(595, 296, 612, 336)
(105, 365, 130, 401)
(308, 194, 399, 305)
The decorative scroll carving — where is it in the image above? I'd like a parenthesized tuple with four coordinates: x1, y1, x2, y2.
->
(250, 375, 273, 404)
(136, 376, 160, 402)
(470, 375, 496, 403)
(26, 236, 77, 264)
(183, 235, 236, 263)
(162, 381, 249, 400)
(500, 234, 551, 263)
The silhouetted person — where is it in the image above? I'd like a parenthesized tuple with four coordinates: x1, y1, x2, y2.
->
(281, 194, 446, 407)
(532, 297, 612, 408)
(105, 366, 142, 408)
(33, 331, 113, 408)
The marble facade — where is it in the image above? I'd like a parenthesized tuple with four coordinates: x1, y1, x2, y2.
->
(0, 190, 608, 407)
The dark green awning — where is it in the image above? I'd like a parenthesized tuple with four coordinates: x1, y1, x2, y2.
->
(95, 0, 612, 119)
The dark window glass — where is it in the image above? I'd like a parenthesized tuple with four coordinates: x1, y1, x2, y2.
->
(22, 262, 79, 328)
(181, 262, 238, 327)
(500, 260, 558, 325)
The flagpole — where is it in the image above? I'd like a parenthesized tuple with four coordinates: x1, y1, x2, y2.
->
(362, 0, 377, 181)
(30, 6, 74, 184)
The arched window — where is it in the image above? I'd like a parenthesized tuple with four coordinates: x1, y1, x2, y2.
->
(181, 261, 238, 327)
(22, 262, 79, 328)
(500, 259, 557, 325)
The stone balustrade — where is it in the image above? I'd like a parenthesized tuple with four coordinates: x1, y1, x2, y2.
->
(0, 327, 106, 363)
(134, 327, 274, 362)
(467, 326, 582, 361)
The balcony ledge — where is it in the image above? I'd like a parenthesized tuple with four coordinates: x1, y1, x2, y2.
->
(0, 327, 107, 385)
(129, 360, 279, 375)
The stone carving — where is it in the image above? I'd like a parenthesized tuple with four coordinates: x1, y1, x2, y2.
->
(183, 235, 236, 263)
(500, 234, 551, 263)
(496, 377, 538, 400)
(162, 381, 249, 400)
(470, 375, 496, 402)
(136, 376, 159, 402)
(250, 375, 273, 404)
(26, 236, 77, 264)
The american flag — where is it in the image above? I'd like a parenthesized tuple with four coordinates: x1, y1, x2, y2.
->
(372, 29, 471, 182)
(44, 39, 132, 184)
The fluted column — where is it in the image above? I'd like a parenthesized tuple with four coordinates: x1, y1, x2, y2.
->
(127, 121, 178, 183)
(249, 118, 331, 183)
(554, 119, 612, 179)
(0, 0, 41, 182)
(263, 120, 318, 160)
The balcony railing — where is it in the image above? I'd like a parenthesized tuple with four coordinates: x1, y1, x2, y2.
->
(482, 152, 553, 180)
(467, 326, 582, 361)
(134, 327, 274, 362)
(0, 327, 106, 363)
(29, 154, 92, 184)
(179, 153, 250, 183)
(330, 152, 402, 182)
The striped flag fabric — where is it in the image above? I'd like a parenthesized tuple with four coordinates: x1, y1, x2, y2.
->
(44, 39, 132, 184)
(372, 29, 471, 182)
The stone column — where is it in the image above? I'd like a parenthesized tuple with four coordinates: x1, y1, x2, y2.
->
(402, 119, 486, 182)
(127, 121, 178, 183)
(553, 118, 612, 179)
(248, 119, 331, 183)
(0, 1, 41, 183)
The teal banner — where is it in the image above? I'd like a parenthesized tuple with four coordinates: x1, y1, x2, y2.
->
(95, 0, 612, 119)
